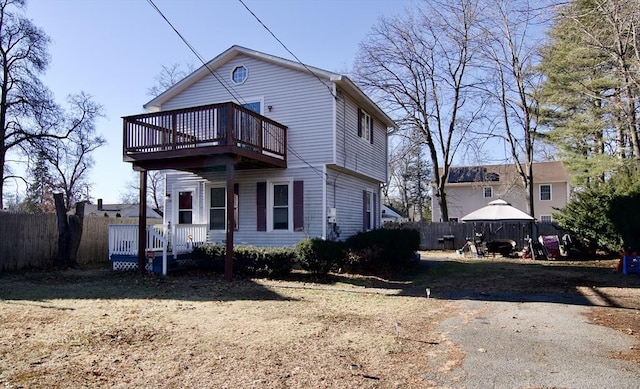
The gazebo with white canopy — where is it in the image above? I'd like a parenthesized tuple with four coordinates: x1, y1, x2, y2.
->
(461, 199, 535, 255)
(461, 199, 534, 223)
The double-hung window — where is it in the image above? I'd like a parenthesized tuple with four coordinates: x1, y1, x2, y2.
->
(540, 184, 552, 201)
(257, 181, 304, 233)
(363, 190, 377, 231)
(357, 108, 374, 144)
(365, 191, 372, 230)
(272, 183, 290, 230)
(208, 186, 238, 231)
(540, 215, 553, 223)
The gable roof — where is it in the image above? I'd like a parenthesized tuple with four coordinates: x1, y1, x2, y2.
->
(83, 203, 163, 219)
(382, 204, 407, 218)
(143, 45, 396, 129)
(446, 161, 569, 185)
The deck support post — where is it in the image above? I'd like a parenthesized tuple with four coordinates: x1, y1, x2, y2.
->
(225, 163, 235, 281)
(138, 169, 148, 274)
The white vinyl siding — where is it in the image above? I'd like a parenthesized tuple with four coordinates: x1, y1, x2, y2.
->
(326, 167, 380, 238)
(188, 167, 322, 246)
(335, 91, 387, 182)
(160, 55, 334, 168)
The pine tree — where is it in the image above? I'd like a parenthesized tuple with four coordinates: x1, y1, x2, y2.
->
(21, 151, 55, 213)
(539, 0, 640, 188)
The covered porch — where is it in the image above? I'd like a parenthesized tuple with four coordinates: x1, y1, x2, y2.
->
(122, 102, 287, 279)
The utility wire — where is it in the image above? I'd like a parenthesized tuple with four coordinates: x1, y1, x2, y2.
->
(146, 0, 326, 179)
(237, 0, 337, 100)
(146, 0, 245, 105)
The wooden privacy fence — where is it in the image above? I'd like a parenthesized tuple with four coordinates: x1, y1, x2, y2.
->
(385, 221, 566, 251)
(0, 214, 153, 271)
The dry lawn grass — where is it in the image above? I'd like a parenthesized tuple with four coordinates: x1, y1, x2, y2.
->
(0, 267, 459, 388)
(1, 252, 639, 388)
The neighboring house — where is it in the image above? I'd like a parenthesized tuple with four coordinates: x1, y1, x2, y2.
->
(432, 161, 570, 222)
(119, 45, 395, 254)
(381, 204, 408, 224)
(85, 199, 162, 219)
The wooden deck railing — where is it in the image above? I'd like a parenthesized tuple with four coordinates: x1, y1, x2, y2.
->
(123, 102, 287, 161)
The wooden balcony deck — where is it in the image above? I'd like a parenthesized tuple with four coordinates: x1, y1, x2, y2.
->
(122, 102, 287, 172)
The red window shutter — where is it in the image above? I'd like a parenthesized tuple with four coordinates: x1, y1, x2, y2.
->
(357, 108, 363, 137)
(293, 180, 304, 231)
(256, 182, 266, 231)
(362, 190, 367, 231)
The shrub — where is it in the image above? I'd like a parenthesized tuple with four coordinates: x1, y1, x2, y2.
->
(191, 244, 225, 272)
(554, 169, 640, 253)
(295, 238, 347, 275)
(191, 244, 295, 278)
(345, 228, 420, 273)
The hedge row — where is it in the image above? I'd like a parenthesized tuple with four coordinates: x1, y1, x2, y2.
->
(191, 228, 420, 278)
(191, 245, 296, 278)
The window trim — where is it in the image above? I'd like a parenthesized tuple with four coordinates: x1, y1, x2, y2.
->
(363, 189, 376, 232)
(539, 215, 553, 223)
(205, 183, 238, 231)
(483, 186, 493, 198)
(357, 108, 374, 144)
(172, 186, 199, 225)
(539, 184, 552, 201)
(231, 65, 248, 85)
(267, 179, 293, 232)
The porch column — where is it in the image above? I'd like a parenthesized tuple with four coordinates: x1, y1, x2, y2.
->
(138, 169, 148, 274)
(225, 163, 234, 281)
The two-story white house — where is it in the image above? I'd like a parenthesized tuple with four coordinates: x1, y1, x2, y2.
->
(115, 45, 395, 272)
(432, 161, 570, 222)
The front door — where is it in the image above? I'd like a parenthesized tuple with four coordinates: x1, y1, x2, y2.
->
(177, 191, 193, 224)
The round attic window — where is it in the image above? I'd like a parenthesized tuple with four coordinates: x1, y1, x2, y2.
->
(231, 65, 248, 84)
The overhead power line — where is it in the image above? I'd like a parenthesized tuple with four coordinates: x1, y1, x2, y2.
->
(145, 0, 327, 179)
(237, 0, 337, 100)
(146, 0, 245, 105)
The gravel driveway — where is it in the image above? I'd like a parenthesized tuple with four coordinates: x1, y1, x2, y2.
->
(439, 296, 640, 388)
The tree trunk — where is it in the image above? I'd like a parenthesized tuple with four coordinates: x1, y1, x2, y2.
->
(0, 149, 5, 210)
(54, 192, 84, 268)
(67, 201, 84, 268)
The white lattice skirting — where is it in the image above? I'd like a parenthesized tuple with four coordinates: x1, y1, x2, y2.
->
(111, 258, 152, 272)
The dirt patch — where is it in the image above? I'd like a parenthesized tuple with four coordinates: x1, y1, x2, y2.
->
(588, 303, 640, 363)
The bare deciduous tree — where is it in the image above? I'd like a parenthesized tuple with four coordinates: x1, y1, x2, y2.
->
(386, 133, 431, 221)
(146, 62, 194, 97)
(32, 93, 105, 211)
(0, 0, 61, 208)
(354, 0, 485, 221)
(479, 0, 552, 216)
(120, 170, 164, 214)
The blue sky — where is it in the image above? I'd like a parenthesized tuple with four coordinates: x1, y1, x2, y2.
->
(16, 0, 414, 204)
